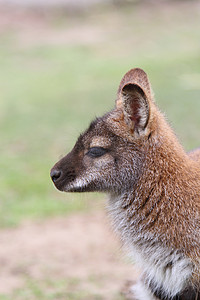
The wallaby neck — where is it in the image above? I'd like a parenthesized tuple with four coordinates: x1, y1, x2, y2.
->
(108, 119, 200, 264)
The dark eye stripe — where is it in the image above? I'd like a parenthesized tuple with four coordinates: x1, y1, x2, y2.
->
(86, 147, 108, 158)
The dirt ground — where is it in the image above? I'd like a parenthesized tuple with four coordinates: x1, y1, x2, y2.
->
(0, 210, 139, 298)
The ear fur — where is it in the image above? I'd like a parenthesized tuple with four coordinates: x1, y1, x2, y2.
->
(116, 68, 153, 134)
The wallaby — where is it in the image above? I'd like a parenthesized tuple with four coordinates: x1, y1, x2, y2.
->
(50, 68, 200, 300)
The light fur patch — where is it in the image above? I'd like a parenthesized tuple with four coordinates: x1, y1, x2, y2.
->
(89, 136, 111, 148)
(108, 194, 193, 298)
(130, 280, 158, 300)
(64, 173, 98, 191)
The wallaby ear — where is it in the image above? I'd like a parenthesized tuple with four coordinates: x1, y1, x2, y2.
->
(116, 68, 153, 134)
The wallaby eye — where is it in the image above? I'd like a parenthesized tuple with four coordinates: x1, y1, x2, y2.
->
(86, 147, 108, 158)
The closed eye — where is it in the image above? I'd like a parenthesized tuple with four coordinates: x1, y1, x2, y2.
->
(86, 147, 108, 158)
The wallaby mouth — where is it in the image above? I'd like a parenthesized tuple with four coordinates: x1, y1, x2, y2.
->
(50, 166, 94, 193)
(50, 148, 80, 192)
(50, 162, 100, 193)
(50, 163, 78, 192)
(50, 164, 93, 193)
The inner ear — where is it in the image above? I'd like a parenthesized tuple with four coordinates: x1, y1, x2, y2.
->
(122, 84, 149, 133)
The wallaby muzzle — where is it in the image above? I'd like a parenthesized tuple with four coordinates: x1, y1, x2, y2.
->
(50, 151, 77, 191)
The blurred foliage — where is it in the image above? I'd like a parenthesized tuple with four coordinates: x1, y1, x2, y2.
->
(0, 1, 200, 227)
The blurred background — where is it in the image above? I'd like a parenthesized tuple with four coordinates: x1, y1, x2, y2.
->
(0, 0, 200, 299)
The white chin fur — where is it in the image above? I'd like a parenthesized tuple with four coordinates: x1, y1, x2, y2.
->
(64, 173, 97, 191)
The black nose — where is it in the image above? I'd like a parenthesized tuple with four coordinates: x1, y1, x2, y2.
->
(50, 169, 62, 183)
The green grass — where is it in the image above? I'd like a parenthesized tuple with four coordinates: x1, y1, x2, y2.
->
(0, 276, 125, 300)
(1, 2, 200, 227)
(0, 277, 122, 300)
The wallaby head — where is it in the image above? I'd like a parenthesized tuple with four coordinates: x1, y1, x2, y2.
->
(51, 68, 160, 194)
(51, 68, 200, 300)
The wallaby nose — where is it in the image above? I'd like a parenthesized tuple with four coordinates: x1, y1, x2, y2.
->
(50, 169, 62, 183)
